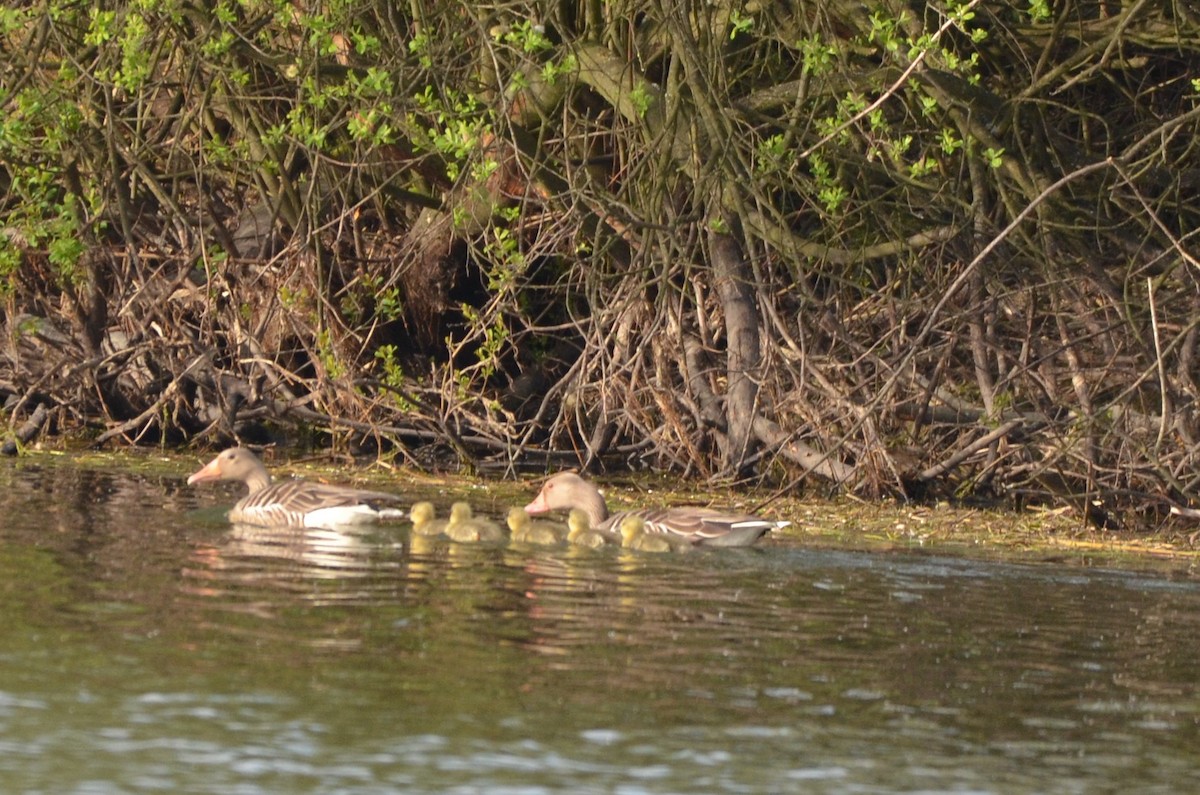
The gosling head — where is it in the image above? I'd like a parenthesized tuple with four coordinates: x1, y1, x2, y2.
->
(506, 507, 530, 533)
(410, 501, 435, 527)
(566, 508, 591, 540)
(619, 514, 647, 544)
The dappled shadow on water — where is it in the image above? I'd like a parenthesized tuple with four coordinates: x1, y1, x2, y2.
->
(1, 456, 1199, 793)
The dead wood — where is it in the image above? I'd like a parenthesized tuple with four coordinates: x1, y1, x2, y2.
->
(2, 1, 1199, 528)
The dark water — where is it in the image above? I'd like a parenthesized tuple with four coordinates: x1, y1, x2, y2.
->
(0, 456, 1197, 793)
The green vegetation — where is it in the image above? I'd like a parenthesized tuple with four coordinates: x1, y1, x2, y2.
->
(1, 1, 1199, 533)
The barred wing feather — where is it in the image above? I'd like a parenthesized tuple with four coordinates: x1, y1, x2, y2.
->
(231, 480, 404, 528)
(605, 508, 788, 547)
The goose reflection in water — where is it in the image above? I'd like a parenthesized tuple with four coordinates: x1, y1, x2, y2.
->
(179, 511, 771, 669)
(183, 522, 404, 610)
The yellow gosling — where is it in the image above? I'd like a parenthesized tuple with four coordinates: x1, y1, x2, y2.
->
(507, 507, 562, 546)
(566, 508, 613, 549)
(620, 515, 671, 552)
(445, 502, 505, 543)
(409, 501, 448, 537)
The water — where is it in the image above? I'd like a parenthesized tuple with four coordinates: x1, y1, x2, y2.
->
(0, 456, 1197, 793)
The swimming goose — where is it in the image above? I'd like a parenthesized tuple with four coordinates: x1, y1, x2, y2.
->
(619, 514, 689, 553)
(410, 501, 449, 537)
(565, 508, 618, 548)
(444, 502, 505, 542)
(506, 507, 563, 545)
(525, 472, 788, 547)
(187, 447, 404, 529)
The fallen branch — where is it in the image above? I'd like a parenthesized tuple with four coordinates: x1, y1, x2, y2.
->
(2, 403, 49, 455)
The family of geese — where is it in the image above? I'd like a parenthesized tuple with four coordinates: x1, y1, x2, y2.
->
(187, 447, 790, 551)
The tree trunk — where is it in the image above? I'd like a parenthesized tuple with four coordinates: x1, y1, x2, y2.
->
(709, 218, 760, 476)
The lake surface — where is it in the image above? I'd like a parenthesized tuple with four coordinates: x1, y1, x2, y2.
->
(0, 454, 1197, 793)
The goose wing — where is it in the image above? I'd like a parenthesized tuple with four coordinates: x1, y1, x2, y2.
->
(233, 479, 403, 527)
(615, 507, 786, 547)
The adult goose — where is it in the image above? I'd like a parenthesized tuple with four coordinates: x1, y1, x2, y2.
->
(525, 472, 788, 547)
(187, 447, 405, 529)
